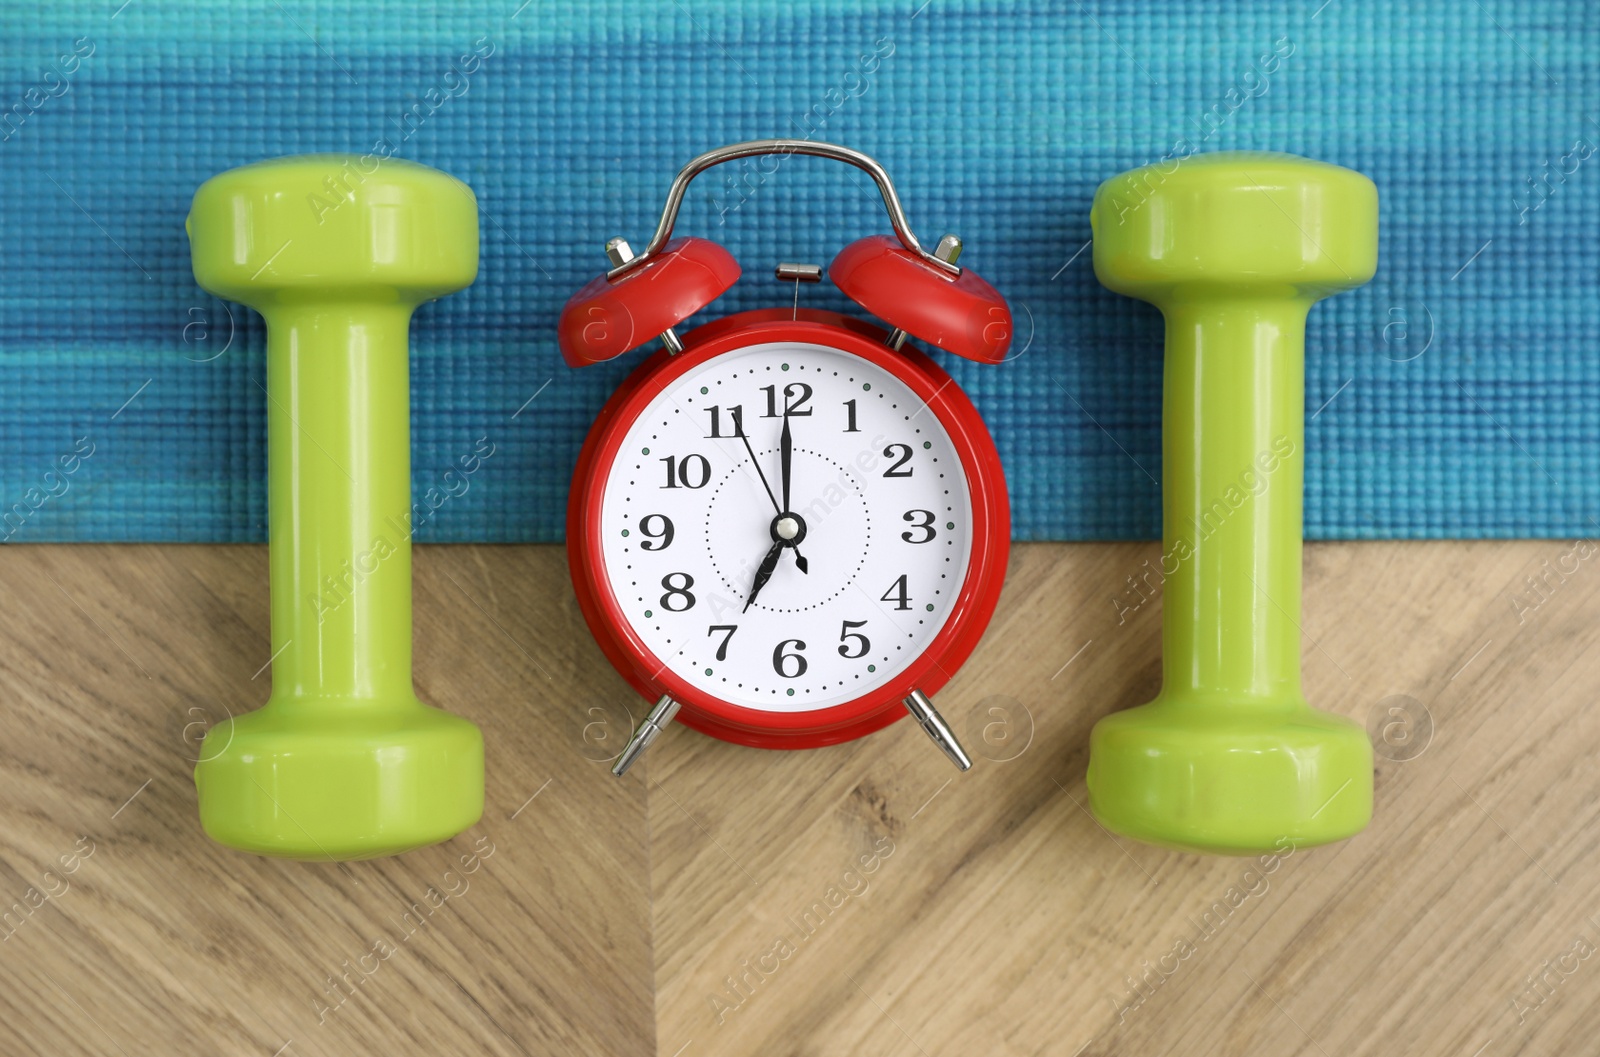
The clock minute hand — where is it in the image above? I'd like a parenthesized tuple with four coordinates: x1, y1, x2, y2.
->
(779, 412, 810, 575)
(780, 412, 793, 512)
(743, 540, 785, 612)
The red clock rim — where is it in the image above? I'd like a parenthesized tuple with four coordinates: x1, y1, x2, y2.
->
(567, 308, 1009, 751)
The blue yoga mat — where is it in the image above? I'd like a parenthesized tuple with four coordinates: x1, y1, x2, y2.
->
(1, 1, 1596, 542)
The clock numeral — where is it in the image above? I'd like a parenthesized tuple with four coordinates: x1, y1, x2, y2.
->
(880, 574, 911, 611)
(660, 572, 696, 612)
(882, 444, 913, 477)
(707, 624, 737, 661)
(843, 398, 861, 433)
(660, 454, 711, 489)
(761, 382, 813, 418)
(837, 619, 870, 659)
(705, 405, 744, 439)
(901, 509, 937, 544)
(638, 514, 674, 551)
(772, 638, 808, 678)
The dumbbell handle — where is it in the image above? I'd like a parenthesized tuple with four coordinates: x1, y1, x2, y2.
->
(1161, 299, 1308, 702)
(265, 303, 416, 703)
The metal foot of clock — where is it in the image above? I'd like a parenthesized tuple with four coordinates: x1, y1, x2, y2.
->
(611, 694, 682, 777)
(612, 687, 972, 776)
(903, 689, 972, 771)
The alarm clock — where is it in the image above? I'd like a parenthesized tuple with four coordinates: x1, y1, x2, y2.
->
(559, 140, 1011, 776)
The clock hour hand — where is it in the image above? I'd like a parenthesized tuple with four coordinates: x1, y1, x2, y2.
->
(737, 422, 781, 514)
(743, 540, 785, 612)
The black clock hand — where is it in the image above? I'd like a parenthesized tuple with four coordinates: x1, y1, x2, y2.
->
(780, 412, 792, 512)
(743, 540, 785, 612)
(736, 421, 781, 515)
(737, 413, 808, 576)
(779, 412, 809, 574)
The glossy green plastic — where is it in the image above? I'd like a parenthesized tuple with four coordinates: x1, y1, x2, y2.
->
(1086, 152, 1378, 855)
(186, 155, 484, 860)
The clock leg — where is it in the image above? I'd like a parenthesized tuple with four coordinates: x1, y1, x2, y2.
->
(904, 689, 973, 771)
(612, 694, 682, 777)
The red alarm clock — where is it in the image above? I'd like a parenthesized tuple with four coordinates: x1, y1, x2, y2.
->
(559, 141, 1011, 776)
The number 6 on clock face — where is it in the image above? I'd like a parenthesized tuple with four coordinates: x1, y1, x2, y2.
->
(560, 139, 1011, 772)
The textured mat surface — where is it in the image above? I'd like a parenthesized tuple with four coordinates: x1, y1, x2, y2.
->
(1, 1, 1595, 542)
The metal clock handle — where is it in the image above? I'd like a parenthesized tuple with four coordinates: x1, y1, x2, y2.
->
(606, 139, 962, 282)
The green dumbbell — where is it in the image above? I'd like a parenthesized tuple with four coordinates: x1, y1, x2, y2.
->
(1085, 152, 1378, 855)
(186, 155, 484, 860)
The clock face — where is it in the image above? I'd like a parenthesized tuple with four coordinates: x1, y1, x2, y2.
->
(596, 340, 974, 714)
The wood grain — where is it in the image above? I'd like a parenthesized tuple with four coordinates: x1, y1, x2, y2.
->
(646, 540, 1600, 1057)
(0, 544, 652, 1057)
(3, 541, 1598, 1056)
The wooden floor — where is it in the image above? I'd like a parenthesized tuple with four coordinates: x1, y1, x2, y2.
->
(2, 541, 1597, 1056)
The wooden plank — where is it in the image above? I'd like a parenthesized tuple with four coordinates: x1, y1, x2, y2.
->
(647, 540, 1600, 1057)
(0, 544, 653, 1057)
(4, 541, 1598, 1056)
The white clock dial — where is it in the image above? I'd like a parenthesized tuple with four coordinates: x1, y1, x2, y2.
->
(598, 341, 974, 713)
